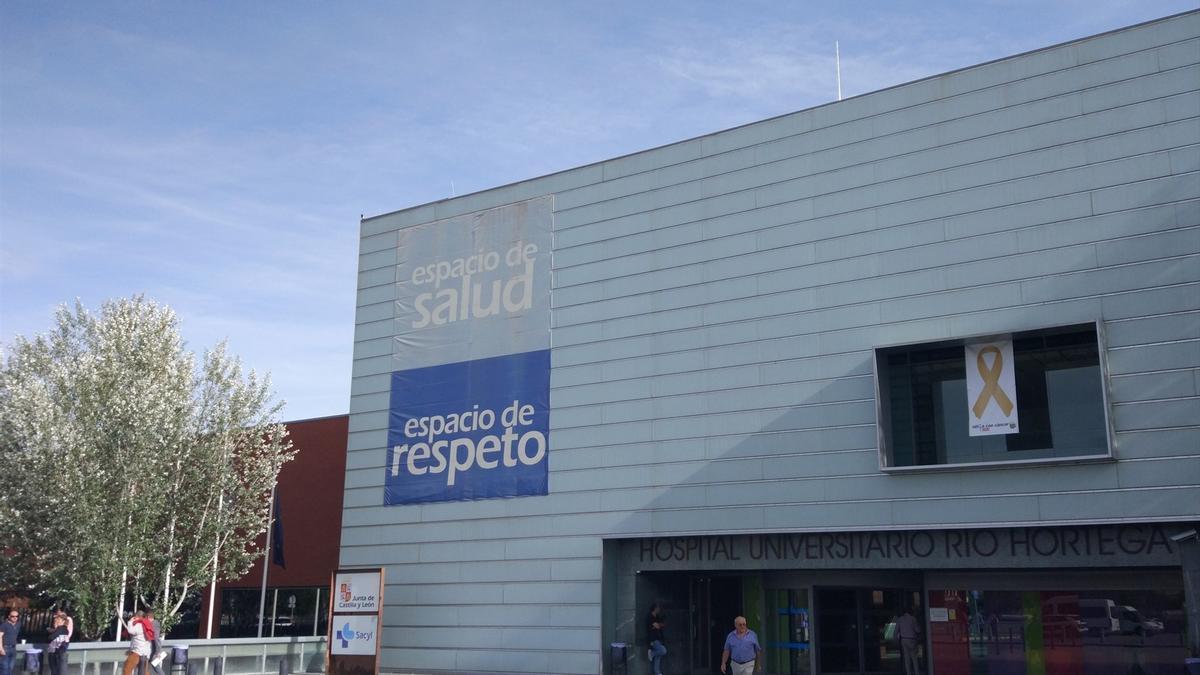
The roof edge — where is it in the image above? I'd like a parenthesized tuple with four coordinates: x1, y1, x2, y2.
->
(362, 8, 1199, 225)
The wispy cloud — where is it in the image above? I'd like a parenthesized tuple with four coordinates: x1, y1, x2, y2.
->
(2, 0, 1193, 418)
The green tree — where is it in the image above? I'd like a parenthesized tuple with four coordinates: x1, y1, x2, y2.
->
(0, 297, 295, 638)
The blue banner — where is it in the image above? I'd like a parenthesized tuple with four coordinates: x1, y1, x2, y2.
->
(385, 349, 550, 505)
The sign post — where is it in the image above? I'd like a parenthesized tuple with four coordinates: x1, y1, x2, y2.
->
(327, 567, 384, 675)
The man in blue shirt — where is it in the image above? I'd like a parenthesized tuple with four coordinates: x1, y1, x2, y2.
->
(720, 616, 762, 675)
(0, 609, 21, 675)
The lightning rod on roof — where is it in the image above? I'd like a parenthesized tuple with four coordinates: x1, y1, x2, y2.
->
(836, 41, 843, 101)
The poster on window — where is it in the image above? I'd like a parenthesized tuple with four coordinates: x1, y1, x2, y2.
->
(965, 338, 1019, 436)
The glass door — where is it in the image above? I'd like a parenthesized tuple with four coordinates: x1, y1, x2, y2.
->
(861, 589, 920, 674)
(689, 576, 744, 675)
(765, 588, 812, 674)
(817, 588, 860, 673)
(690, 577, 712, 674)
(815, 586, 923, 675)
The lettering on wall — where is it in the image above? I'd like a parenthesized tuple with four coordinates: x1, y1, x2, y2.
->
(635, 526, 1177, 568)
(409, 241, 539, 328)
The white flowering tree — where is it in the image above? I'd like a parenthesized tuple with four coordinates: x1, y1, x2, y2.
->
(0, 297, 294, 639)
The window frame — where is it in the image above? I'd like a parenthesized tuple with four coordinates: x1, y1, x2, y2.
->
(873, 320, 1116, 473)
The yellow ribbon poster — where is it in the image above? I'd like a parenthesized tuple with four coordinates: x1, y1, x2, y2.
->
(965, 338, 1019, 436)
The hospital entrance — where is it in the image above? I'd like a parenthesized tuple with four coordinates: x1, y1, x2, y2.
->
(637, 571, 924, 675)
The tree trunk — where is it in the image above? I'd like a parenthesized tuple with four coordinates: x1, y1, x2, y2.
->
(205, 491, 224, 639)
(162, 513, 177, 612)
(116, 566, 128, 641)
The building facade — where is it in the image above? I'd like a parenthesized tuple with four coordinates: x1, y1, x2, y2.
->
(345, 12, 1200, 675)
(195, 414, 348, 639)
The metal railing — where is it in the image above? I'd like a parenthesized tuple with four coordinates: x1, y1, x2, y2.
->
(14, 636, 327, 675)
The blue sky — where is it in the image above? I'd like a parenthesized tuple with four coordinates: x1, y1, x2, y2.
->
(1, 1, 1194, 420)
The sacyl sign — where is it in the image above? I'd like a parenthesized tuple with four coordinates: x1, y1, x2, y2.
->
(332, 615, 378, 656)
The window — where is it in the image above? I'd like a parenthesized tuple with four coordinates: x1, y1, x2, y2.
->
(875, 322, 1113, 469)
(220, 586, 328, 638)
(930, 586, 1186, 674)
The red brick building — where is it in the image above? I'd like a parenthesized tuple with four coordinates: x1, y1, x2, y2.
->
(193, 415, 347, 638)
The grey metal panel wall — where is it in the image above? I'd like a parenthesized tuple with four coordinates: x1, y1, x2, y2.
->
(345, 12, 1200, 674)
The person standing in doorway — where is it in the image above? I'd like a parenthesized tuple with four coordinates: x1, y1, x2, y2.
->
(0, 609, 21, 675)
(645, 603, 666, 675)
(720, 616, 762, 675)
(896, 606, 922, 675)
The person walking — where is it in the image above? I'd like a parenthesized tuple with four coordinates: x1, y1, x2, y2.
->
(117, 609, 151, 675)
(0, 610, 20, 675)
(720, 616, 763, 675)
(46, 616, 69, 675)
(896, 607, 922, 675)
(645, 603, 666, 675)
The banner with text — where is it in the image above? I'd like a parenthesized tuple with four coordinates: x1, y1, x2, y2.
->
(392, 196, 552, 369)
(386, 350, 549, 504)
(385, 197, 552, 505)
(965, 337, 1019, 436)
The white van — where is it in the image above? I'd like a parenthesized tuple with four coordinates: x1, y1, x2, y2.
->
(1118, 606, 1164, 636)
(1078, 599, 1120, 636)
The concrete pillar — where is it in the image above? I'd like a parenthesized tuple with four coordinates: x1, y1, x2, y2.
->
(1176, 528, 1200, 659)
